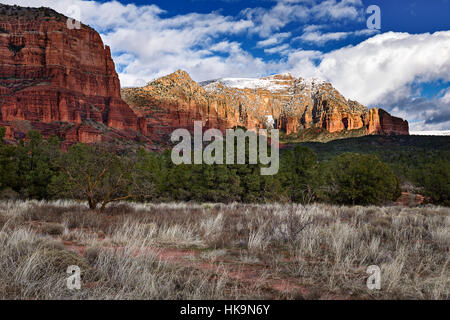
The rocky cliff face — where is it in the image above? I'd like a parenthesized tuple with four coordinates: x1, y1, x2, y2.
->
(0, 4, 147, 147)
(202, 74, 409, 136)
(378, 109, 410, 135)
(0, 4, 408, 149)
(121, 70, 259, 143)
(122, 71, 409, 143)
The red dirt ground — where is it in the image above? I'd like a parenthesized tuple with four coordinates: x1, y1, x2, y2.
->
(63, 240, 318, 298)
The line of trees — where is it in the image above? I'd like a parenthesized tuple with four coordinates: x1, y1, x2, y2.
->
(1, 128, 447, 209)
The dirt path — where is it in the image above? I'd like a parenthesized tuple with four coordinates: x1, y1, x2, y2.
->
(396, 192, 425, 207)
(63, 241, 316, 298)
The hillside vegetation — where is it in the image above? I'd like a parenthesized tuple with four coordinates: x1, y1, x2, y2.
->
(1, 128, 448, 207)
(298, 135, 450, 206)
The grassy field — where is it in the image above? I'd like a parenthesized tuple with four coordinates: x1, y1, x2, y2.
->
(0, 200, 448, 300)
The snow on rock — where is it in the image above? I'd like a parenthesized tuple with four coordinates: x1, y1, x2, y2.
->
(201, 74, 327, 93)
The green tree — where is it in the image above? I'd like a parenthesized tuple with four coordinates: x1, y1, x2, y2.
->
(166, 162, 192, 201)
(414, 159, 450, 206)
(132, 149, 168, 201)
(50, 144, 146, 211)
(14, 131, 60, 199)
(323, 153, 401, 205)
(279, 146, 319, 203)
(0, 127, 19, 194)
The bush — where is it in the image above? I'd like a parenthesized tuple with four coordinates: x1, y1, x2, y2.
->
(84, 246, 101, 266)
(50, 144, 140, 211)
(37, 249, 89, 273)
(279, 146, 319, 203)
(323, 153, 401, 205)
(414, 159, 450, 206)
(40, 222, 64, 236)
(0, 188, 19, 200)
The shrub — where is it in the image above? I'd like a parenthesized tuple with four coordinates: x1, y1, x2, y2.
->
(413, 159, 450, 206)
(40, 222, 64, 236)
(37, 248, 89, 273)
(84, 246, 101, 266)
(50, 144, 146, 211)
(279, 146, 320, 203)
(0, 188, 19, 200)
(323, 153, 401, 205)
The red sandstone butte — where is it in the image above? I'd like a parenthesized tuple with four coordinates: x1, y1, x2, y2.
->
(0, 4, 408, 149)
(122, 71, 409, 143)
(0, 4, 147, 147)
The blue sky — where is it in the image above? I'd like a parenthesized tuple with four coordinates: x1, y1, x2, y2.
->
(3, 0, 450, 131)
(113, 0, 450, 34)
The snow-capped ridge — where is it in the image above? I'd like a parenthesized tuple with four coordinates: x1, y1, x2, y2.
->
(201, 74, 328, 93)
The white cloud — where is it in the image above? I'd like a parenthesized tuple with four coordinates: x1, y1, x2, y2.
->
(410, 130, 450, 136)
(285, 30, 450, 130)
(2, 0, 449, 129)
(296, 28, 379, 45)
(264, 44, 290, 54)
(442, 88, 450, 103)
(2, 0, 269, 86)
(410, 120, 450, 132)
(298, 30, 349, 44)
(241, 0, 364, 37)
(303, 24, 325, 33)
(311, 0, 364, 21)
(285, 50, 324, 78)
(3, 0, 367, 86)
(256, 32, 291, 48)
(309, 31, 450, 106)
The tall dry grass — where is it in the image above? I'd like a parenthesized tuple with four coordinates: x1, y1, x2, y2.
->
(0, 200, 448, 300)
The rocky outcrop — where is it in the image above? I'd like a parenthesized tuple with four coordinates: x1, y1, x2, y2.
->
(123, 71, 409, 143)
(0, 4, 147, 147)
(121, 70, 244, 143)
(202, 74, 409, 136)
(378, 109, 409, 135)
(0, 4, 408, 149)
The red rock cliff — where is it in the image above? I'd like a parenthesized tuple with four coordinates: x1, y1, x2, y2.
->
(0, 4, 146, 147)
(0, 4, 408, 148)
(378, 109, 409, 135)
(122, 71, 409, 143)
(121, 70, 247, 144)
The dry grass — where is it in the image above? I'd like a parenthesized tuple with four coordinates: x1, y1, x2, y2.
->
(0, 200, 448, 300)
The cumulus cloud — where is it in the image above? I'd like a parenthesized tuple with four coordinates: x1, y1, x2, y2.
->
(308, 31, 450, 107)
(2, 0, 268, 85)
(2, 0, 368, 86)
(264, 44, 291, 54)
(296, 28, 379, 45)
(290, 31, 450, 130)
(241, 0, 365, 37)
(256, 32, 291, 48)
(298, 30, 349, 44)
(383, 93, 450, 131)
(2, 0, 449, 130)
